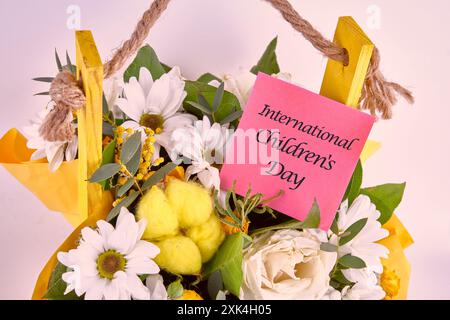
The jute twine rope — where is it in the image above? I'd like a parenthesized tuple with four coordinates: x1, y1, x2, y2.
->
(40, 0, 413, 142)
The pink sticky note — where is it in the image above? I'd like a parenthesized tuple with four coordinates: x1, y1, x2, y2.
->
(220, 73, 375, 230)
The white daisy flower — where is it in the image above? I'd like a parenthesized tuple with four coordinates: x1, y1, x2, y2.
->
(171, 115, 230, 191)
(22, 107, 78, 172)
(57, 207, 161, 300)
(116, 67, 196, 159)
(330, 195, 389, 273)
(341, 268, 386, 300)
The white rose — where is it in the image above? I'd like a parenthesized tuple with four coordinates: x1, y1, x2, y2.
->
(241, 229, 337, 300)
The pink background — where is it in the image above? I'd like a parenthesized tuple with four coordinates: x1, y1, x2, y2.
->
(0, 0, 449, 299)
(220, 73, 374, 230)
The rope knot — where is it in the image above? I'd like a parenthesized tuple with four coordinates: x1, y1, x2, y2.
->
(39, 70, 86, 142)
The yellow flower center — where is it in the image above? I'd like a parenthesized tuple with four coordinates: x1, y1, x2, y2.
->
(139, 113, 164, 132)
(97, 250, 126, 280)
(380, 267, 400, 300)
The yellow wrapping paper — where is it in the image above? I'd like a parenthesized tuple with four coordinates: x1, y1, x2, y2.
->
(0, 129, 83, 227)
(380, 214, 413, 300)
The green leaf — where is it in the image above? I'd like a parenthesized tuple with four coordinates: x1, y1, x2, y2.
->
(142, 162, 178, 191)
(44, 263, 81, 300)
(107, 191, 140, 221)
(124, 45, 166, 82)
(184, 81, 241, 122)
(117, 179, 135, 198)
(167, 279, 184, 300)
(197, 73, 221, 83)
(343, 160, 363, 205)
(89, 163, 121, 183)
(339, 254, 366, 269)
(186, 101, 212, 115)
(320, 242, 338, 253)
(339, 218, 368, 246)
(125, 143, 142, 176)
(120, 132, 142, 165)
(55, 49, 63, 72)
(203, 233, 244, 297)
(250, 37, 280, 75)
(212, 82, 225, 112)
(250, 199, 321, 237)
(99, 140, 117, 190)
(32, 77, 54, 83)
(219, 110, 243, 125)
(360, 183, 406, 224)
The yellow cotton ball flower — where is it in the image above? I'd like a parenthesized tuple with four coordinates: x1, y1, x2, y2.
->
(136, 186, 179, 240)
(136, 179, 225, 275)
(177, 290, 203, 300)
(154, 236, 202, 275)
(187, 215, 225, 263)
(165, 179, 212, 229)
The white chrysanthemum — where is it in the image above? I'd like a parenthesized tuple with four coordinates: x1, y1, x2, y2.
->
(211, 69, 291, 108)
(341, 268, 386, 300)
(171, 115, 230, 190)
(116, 67, 196, 159)
(57, 207, 161, 300)
(22, 108, 78, 172)
(330, 195, 389, 273)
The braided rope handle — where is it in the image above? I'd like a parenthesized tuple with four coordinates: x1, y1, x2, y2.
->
(41, 0, 414, 142)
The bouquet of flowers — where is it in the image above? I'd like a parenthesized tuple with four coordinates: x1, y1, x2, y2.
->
(0, 0, 413, 301)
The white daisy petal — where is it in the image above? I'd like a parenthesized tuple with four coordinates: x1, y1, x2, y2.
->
(126, 273, 150, 300)
(138, 67, 154, 97)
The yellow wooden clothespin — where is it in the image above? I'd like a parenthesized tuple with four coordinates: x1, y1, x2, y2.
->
(320, 16, 381, 163)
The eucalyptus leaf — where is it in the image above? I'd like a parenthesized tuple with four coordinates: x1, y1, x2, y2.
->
(186, 101, 212, 115)
(338, 254, 366, 269)
(360, 183, 406, 224)
(250, 37, 280, 75)
(125, 143, 142, 176)
(203, 233, 244, 297)
(142, 162, 179, 191)
(343, 160, 363, 205)
(320, 242, 338, 253)
(107, 191, 140, 221)
(120, 132, 142, 165)
(124, 45, 166, 82)
(99, 140, 117, 190)
(339, 218, 368, 246)
(117, 179, 135, 198)
(167, 279, 184, 300)
(44, 263, 81, 300)
(89, 163, 121, 183)
(219, 110, 243, 125)
(212, 82, 225, 112)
